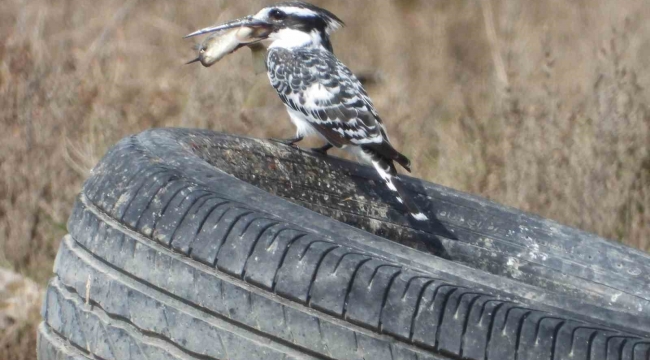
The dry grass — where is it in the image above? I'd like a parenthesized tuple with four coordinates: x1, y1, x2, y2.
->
(0, 0, 648, 357)
(0, 270, 41, 360)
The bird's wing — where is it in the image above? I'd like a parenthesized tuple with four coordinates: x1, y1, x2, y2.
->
(266, 48, 423, 219)
(267, 47, 411, 171)
(267, 48, 387, 147)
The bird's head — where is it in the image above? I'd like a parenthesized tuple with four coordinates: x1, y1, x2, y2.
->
(185, 2, 344, 52)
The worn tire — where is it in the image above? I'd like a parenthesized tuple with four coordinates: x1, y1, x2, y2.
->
(38, 128, 650, 360)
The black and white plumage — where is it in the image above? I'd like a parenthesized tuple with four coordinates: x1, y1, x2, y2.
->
(266, 47, 428, 221)
(185, 2, 428, 221)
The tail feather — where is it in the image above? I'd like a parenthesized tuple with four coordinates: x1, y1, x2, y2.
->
(392, 177, 429, 221)
(362, 148, 428, 221)
(364, 142, 411, 172)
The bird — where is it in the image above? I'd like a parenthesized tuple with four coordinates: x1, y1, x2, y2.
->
(185, 2, 428, 221)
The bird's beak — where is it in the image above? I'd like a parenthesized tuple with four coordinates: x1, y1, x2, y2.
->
(185, 57, 201, 65)
(184, 16, 273, 39)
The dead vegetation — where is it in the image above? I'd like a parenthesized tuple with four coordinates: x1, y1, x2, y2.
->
(0, 0, 648, 357)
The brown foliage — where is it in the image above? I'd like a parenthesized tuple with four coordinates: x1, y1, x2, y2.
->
(0, 0, 648, 357)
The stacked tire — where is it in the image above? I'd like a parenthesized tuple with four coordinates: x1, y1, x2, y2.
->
(38, 129, 650, 360)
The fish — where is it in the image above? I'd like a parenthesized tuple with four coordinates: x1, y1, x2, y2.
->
(186, 27, 256, 67)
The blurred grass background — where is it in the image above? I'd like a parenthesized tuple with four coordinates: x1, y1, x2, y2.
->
(0, 0, 649, 358)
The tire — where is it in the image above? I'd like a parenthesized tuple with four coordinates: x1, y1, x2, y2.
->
(38, 128, 650, 360)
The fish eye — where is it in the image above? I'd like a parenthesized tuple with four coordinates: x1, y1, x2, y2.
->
(268, 8, 286, 20)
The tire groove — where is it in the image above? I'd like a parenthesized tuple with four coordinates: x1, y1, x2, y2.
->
(305, 245, 340, 305)
(64, 237, 329, 360)
(217, 332, 229, 360)
(409, 280, 438, 342)
(249, 291, 262, 330)
(484, 301, 508, 360)
(239, 216, 279, 237)
(585, 330, 599, 360)
(65, 284, 90, 355)
(183, 194, 216, 223)
(53, 278, 219, 360)
(241, 222, 282, 280)
(316, 317, 330, 357)
(631, 342, 650, 360)
(282, 305, 294, 343)
(113, 167, 169, 220)
(49, 325, 106, 360)
(97, 159, 153, 211)
(549, 320, 566, 360)
(39, 323, 95, 360)
(187, 201, 234, 257)
(453, 292, 485, 315)
(161, 305, 172, 339)
(299, 240, 337, 260)
(166, 193, 214, 243)
(459, 294, 483, 359)
(213, 210, 255, 267)
(369, 264, 402, 288)
(266, 227, 303, 250)
(332, 252, 368, 273)
(401, 276, 436, 299)
(569, 325, 609, 353)
(513, 311, 532, 360)
(378, 270, 403, 333)
(271, 233, 309, 292)
(434, 287, 458, 350)
(342, 258, 373, 320)
(193, 200, 232, 237)
(534, 316, 564, 340)
(151, 184, 195, 233)
(101, 321, 122, 360)
(133, 177, 180, 229)
(616, 337, 631, 360)
(606, 335, 638, 360)
(502, 306, 531, 332)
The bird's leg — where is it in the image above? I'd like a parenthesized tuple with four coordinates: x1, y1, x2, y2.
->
(311, 143, 333, 155)
(270, 135, 304, 147)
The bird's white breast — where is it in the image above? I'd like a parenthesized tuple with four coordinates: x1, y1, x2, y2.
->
(286, 107, 319, 138)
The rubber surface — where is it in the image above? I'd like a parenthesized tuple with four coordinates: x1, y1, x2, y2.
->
(38, 323, 91, 360)
(39, 129, 650, 360)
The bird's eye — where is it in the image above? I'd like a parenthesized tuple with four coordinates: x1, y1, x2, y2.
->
(268, 9, 286, 20)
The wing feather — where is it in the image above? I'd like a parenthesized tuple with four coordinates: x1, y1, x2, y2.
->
(267, 47, 409, 170)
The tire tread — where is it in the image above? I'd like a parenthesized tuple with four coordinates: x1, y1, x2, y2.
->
(40, 131, 650, 360)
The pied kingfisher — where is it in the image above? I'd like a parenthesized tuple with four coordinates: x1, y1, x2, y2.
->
(185, 2, 428, 221)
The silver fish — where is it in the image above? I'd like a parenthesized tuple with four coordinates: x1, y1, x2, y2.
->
(187, 27, 256, 67)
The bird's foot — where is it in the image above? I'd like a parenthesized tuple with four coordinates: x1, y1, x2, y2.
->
(269, 136, 304, 147)
(311, 144, 333, 155)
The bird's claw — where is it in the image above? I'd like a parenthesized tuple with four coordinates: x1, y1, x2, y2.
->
(269, 137, 303, 147)
(311, 144, 333, 155)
